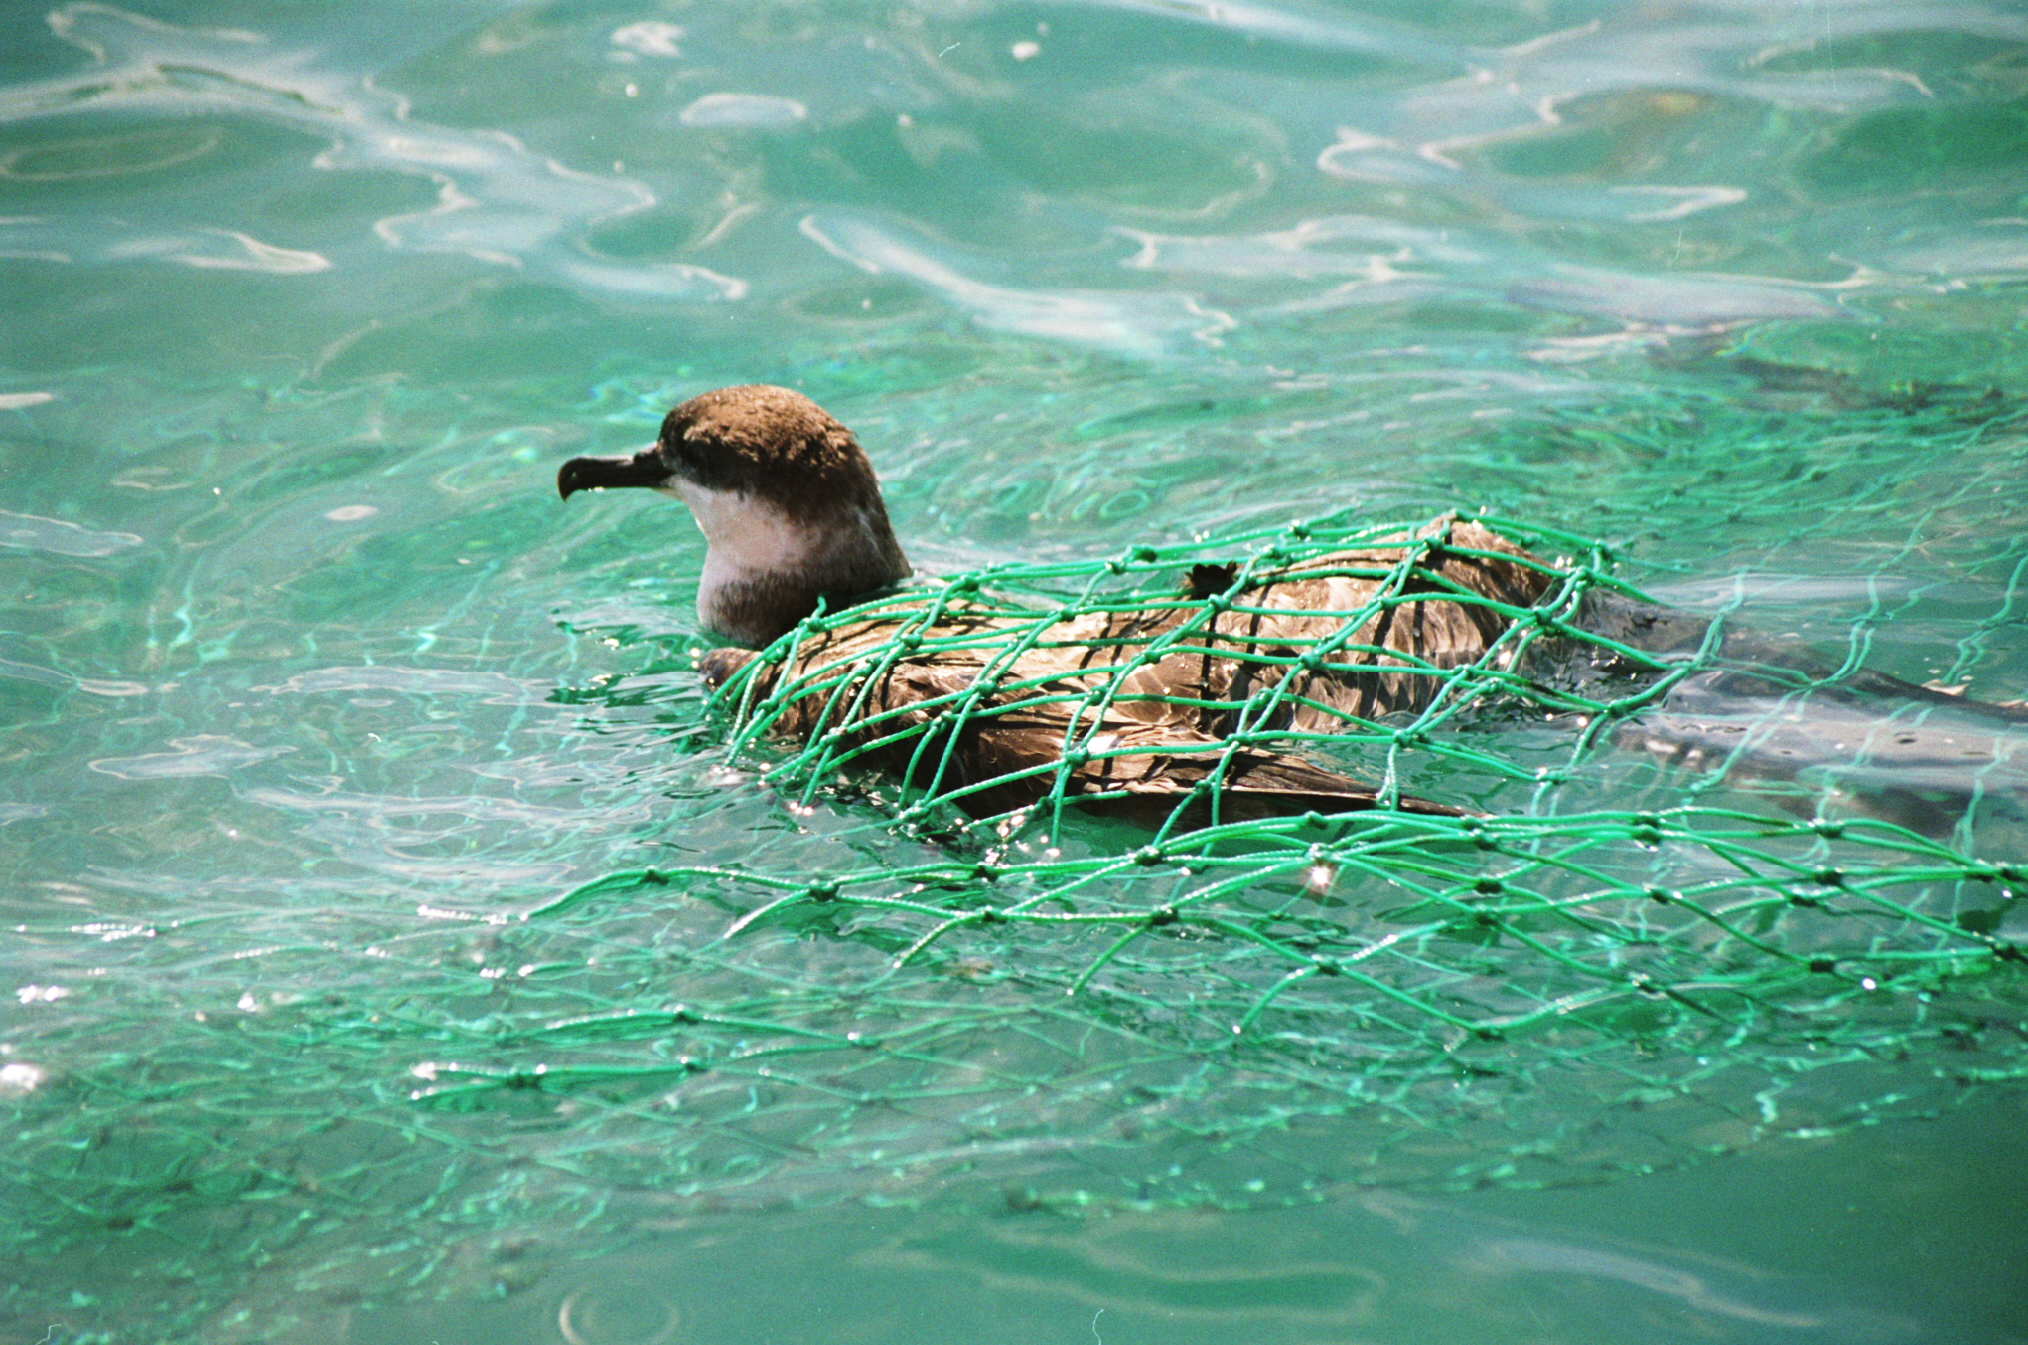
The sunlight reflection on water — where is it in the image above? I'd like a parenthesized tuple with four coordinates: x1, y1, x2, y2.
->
(2, 0, 2026, 1339)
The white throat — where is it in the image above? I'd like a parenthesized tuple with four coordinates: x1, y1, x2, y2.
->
(661, 477, 909, 646)
(665, 481, 811, 594)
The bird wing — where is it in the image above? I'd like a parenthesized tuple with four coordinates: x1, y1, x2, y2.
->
(713, 597, 1472, 821)
(1177, 518, 1556, 727)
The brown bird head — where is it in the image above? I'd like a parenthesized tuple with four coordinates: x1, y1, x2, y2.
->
(558, 384, 912, 647)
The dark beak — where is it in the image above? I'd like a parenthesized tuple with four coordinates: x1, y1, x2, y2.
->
(557, 451, 671, 500)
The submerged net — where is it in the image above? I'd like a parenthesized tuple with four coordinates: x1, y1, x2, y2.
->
(482, 513, 2028, 1198)
(7, 498, 2027, 1335)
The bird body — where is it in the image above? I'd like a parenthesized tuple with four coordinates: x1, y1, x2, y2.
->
(559, 384, 2024, 831)
(559, 385, 1568, 819)
(698, 518, 1555, 821)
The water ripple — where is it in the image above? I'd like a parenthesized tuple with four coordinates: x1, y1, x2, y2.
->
(0, 4, 744, 301)
(89, 734, 295, 779)
(803, 212, 1235, 356)
(1067, 0, 1463, 66)
(0, 508, 142, 557)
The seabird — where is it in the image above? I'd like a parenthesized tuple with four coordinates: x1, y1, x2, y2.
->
(558, 385, 2026, 828)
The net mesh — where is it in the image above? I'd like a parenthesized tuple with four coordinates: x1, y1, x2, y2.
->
(7, 444, 2027, 1338)
(488, 510, 2028, 1201)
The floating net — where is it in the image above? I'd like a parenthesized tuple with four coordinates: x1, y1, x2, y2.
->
(494, 512, 2027, 1203)
(7, 464, 2027, 1337)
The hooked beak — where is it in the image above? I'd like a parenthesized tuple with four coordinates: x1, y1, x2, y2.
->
(557, 450, 671, 500)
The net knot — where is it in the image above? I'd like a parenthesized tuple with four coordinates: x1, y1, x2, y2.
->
(1108, 545, 1160, 574)
(805, 881, 839, 902)
(1146, 906, 1178, 927)
(1133, 846, 1166, 867)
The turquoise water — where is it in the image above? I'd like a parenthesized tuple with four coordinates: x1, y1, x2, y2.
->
(4, 1, 2027, 1341)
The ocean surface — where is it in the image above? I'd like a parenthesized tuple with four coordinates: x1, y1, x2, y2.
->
(3, 2, 2026, 1342)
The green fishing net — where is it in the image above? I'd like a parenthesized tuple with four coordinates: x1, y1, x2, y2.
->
(509, 510, 2026, 1208)
(7, 414, 2026, 1338)
(329, 507, 2020, 1238)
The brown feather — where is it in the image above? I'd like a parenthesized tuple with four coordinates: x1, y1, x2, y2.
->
(709, 518, 1552, 821)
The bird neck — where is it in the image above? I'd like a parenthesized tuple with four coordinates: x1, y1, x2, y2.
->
(672, 482, 910, 647)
